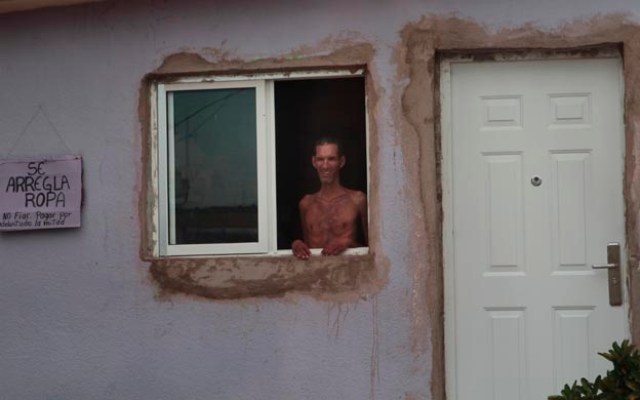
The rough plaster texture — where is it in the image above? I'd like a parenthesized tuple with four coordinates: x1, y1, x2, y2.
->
(140, 45, 388, 302)
(0, 0, 104, 14)
(1, 1, 640, 400)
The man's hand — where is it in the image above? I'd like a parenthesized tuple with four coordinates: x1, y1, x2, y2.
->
(292, 239, 311, 260)
(321, 242, 347, 256)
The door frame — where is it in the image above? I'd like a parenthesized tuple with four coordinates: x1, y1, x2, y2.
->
(439, 48, 629, 400)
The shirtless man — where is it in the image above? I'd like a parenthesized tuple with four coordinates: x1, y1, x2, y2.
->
(291, 137, 368, 260)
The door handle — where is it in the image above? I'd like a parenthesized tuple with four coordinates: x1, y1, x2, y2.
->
(591, 242, 622, 306)
(592, 263, 617, 269)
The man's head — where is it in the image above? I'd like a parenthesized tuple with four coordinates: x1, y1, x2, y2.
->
(314, 137, 343, 157)
(312, 137, 345, 185)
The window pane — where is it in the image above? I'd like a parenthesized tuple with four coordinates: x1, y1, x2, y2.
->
(170, 88, 258, 244)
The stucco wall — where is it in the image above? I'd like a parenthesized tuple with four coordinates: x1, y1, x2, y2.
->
(2, 1, 640, 399)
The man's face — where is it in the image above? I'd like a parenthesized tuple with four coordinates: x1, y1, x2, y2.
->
(312, 143, 345, 184)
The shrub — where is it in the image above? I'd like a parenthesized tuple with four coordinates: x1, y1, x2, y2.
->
(549, 340, 640, 400)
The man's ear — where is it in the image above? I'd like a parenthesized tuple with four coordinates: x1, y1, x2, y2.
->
(311, 156, 317, 167)
(339, 155, 346, 168)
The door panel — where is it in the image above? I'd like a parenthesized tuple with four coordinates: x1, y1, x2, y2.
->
(445, 58, 627, 400)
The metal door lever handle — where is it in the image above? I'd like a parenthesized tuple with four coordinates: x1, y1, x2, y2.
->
(592, 263, 618, 269)
(592, 242, 622, 306)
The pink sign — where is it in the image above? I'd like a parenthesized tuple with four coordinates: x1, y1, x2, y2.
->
(0, 155, 82, 231)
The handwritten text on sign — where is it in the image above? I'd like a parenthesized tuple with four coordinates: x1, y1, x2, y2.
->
(0, 156, 82, 231)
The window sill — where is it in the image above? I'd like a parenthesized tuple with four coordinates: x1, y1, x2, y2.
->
(148, 251, 375, 300)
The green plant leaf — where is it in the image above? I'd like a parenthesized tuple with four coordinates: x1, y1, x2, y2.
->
(550, 341, 639, 400)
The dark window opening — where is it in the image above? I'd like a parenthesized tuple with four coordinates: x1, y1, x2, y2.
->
(275, 77, 368, 250)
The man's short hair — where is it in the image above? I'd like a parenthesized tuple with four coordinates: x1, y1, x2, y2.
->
(314, 136, 344, 156)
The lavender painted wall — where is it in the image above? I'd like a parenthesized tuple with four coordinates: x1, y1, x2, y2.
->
(1, 1, 638, 399)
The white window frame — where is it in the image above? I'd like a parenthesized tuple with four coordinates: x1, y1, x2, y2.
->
(152, 69, 368, 257)
(157, 80, 268, 256)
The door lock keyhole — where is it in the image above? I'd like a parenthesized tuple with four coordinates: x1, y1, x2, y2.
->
(531, 176, 542, 187)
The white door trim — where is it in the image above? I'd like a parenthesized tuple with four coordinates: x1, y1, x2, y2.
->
(440, 56, 458, 400)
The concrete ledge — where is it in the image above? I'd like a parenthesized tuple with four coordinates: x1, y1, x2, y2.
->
(149, 254, 376, 300)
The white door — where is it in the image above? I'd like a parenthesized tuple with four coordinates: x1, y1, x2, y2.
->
(443, 58, 627, 400)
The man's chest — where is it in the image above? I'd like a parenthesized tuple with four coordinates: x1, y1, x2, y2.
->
(304, 200, 358, 230)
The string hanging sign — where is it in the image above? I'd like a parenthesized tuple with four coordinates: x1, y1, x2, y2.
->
(0, 155, 82, 231)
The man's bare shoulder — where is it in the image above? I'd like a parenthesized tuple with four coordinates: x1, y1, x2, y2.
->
(346, 189, 367, 205)
(299, 194, 315, 209)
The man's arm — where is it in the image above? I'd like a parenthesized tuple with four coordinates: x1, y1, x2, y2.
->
(292, 196, 311, 260)
(357, 191, 368, 245)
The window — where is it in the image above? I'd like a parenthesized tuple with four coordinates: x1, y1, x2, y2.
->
(153, 70, 368, 256)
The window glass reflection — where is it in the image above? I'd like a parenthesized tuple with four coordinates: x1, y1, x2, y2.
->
(170, 88, 258, 244)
